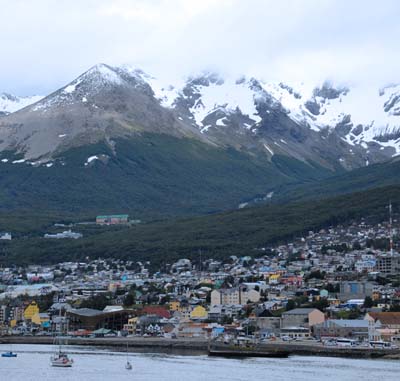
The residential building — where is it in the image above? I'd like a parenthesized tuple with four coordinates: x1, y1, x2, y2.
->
(339, 281, 374, 300)
(365, 312, 400, 330)
(281, 308, 325, 329)
(375, 254, 400, 275)
(190, 305, 208, 320)
(211, 287, 260, 306)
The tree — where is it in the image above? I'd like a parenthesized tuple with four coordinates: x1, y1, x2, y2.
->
(312, 298, 329, 312)
(123, 293, 135, 307)
(286, 299, 296, 311)
(80, 293, 111, 310)
(363, 296, 374, 309)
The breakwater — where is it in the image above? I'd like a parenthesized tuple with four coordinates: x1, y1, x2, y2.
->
(1, 336, 399, 359)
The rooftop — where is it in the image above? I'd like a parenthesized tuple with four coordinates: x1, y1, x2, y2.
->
(283, 308, 320, 315)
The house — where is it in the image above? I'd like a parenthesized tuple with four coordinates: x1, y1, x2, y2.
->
(177, 322, 210, 338)
(32, 312, 51, 329)
(190, 305, 208, 321)
(169, 301, 181, 312)
(123, 317, 138, 335)
(281, 308, 325, 329)
(365, 312, 400, 330)
(141, 306, 171, 319)
(269, 274, 280, 284)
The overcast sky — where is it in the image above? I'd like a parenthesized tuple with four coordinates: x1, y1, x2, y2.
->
(1, 0, 399, 95)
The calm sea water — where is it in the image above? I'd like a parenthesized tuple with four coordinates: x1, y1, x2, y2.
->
(0, 344, 399, 381)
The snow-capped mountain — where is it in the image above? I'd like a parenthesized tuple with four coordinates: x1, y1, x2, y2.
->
(0, 64, 203, 159)
(0, 93, 43, 115)
(0, 63, 399, 170)
(145, 73, 400, 160)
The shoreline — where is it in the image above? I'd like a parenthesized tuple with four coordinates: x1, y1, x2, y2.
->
(1, 336, 399, 360)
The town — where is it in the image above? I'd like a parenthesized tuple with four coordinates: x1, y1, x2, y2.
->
(0, 216, 399, 351)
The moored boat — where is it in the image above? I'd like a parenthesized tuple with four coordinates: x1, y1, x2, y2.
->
(2, 351, 17, 358)
(50, 352, 74, 367)
(50, 336, 73, 367)
(125, 342, 132, 370)
(50, 352, 74, 368)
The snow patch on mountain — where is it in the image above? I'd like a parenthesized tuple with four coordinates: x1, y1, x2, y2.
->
(187, 76, 262, 127)
(0, 93, 43, 114)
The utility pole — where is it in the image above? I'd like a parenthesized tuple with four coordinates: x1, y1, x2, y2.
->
(199, 249, 202, 274)
(389, 201, 394, 257)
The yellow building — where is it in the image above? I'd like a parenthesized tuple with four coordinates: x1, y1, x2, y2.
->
(190, 306, 208, 320)
(24, 301, 39, 321)
(31, 312, 50, 326)
(123, 317, 138, 335)
(169, 301, 180, 311)
(269, 274, 281, 284)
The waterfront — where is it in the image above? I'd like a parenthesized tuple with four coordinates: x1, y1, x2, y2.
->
(0, 344, 399, 381)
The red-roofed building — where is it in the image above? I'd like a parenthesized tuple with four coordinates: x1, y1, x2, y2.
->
(141, 306, 171, 319)
(365, 312, 400, 330)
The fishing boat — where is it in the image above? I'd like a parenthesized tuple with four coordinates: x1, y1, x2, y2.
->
(50, 337, 73, 367)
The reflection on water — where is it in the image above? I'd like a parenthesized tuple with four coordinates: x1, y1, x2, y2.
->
(0, 344, 399, 381)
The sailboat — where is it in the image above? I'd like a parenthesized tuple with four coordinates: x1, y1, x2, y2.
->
(50, 336, 73, 367)
(125, 342, 132, 370)
(2, 344, 17, 357)
(50, 297, 73, 367)
(1, 351, 17, 357)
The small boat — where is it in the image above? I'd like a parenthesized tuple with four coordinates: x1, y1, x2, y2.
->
(125, 342, 132, 370)
(50, 336, 73, 367)
(50, 352, 73, 367)
(125, 361, 132, 370)
(2, 351, 17, 358)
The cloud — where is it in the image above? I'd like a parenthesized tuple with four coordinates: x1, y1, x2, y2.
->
(0, 0, 399, 95)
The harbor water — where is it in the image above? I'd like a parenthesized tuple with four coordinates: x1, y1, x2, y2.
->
(0, 344, 399, 381)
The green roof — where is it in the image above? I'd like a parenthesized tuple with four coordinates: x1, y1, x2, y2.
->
(93, 328, 116, 334)
(96, 215, 129, 219)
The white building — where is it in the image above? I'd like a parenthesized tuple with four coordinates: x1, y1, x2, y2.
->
(211, 287, 260, 306)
